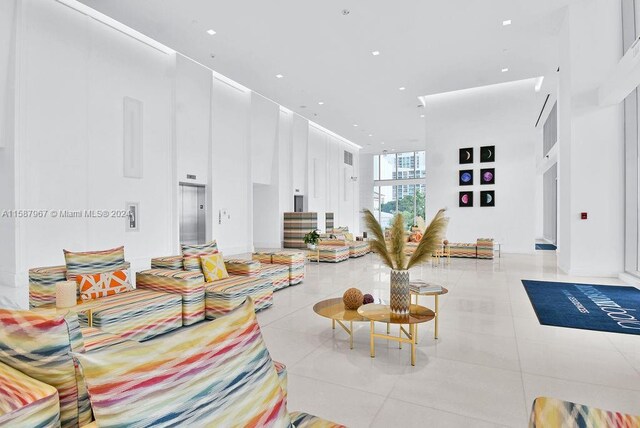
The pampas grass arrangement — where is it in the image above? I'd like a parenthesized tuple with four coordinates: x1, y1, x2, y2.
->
(363, 208, 448, 270)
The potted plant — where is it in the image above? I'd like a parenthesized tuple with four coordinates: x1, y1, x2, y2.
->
(363, 208, 448, 315)
(303, 230, 320, 249)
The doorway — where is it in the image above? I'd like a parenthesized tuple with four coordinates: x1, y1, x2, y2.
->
(179, 183, 206, 245)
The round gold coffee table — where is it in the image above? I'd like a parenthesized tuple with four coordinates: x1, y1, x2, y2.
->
(313, 298, 371, 349)
(357, 303, 435, 366)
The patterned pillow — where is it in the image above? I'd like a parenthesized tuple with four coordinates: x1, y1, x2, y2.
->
(73, 299, 291, 427)
(0, 309, 92, 427)
(344, 232, 355, 241)
(63, 246, 126, 280)
(77, 269, 133, 301)
(181, 241, 218, 272)
(200, 253, 229, 282)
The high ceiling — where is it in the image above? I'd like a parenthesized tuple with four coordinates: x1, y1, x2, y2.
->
(78, 0, 569, 153)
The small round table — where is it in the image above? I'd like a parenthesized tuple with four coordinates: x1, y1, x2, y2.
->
(313, 298, 370, 349)
(411, 286, 448, 341)
(357, 303, 435, 366)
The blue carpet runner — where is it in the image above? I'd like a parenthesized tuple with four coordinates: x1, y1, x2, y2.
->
(522, 280, 640, 335)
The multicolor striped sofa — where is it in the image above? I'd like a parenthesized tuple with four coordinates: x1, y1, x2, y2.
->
(137, 253, 303, 321)
(317, 245, 350, 263)
(0, 303, 339, 427)
(28, 265, 183, 342)
(253, 251, 306, 286)
(529, 397, 640, 427)
(318, 238, 370, 258)
(449, 238, 494, 259)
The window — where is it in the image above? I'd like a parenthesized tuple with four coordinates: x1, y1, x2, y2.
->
(372, 151, 426, 229)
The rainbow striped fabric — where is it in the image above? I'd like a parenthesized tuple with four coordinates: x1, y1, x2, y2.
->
(318, 240, 370, 258)
(0, 362, 60, 428)
(476, 238, 494, 259)
(317, 245, 350, 263)
(150, 255, 184, 270)
(284, 212, 318, 249)
(63, 246, 126, 281)
(205, 276, 274, 319)
(271, 252, 305, 285)
(136, 268, 206, 326)
(290, 412, 346, 428)
(181, 241, 218, 272)
(0, 309, 92, 427)
(260, 264, 290, 291)
(81, 327, 134, 353)
(253, 252, 274, 264)
(529, 397, 640, 428)
(28, 265, 67, 308)
(73, 299, 291, 427)
(29, 263, 131, 308)
(76, 289, 182, 342)
(449, 242, 478, 258)
(225, 258, 261, 276)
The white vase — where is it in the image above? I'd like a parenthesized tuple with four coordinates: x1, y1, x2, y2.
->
(390, 269, 410, 315)
(307, 243, 317, 250)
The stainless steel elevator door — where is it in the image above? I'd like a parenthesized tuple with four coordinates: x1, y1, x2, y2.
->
(179, 184, 206, 245)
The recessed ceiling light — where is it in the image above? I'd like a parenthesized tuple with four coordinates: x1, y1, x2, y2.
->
(318, 101, 324, 105)
(391, 149, 396, 151)
(381, 142, 385, 145)
(501, 68, 509, 73)
(399, 87, 406, 91)
(502, 20, 512, 26)
(420, 114, 425, 118)
(368, 134, 373, 137)
(206, 29, 217, 35)
(276, 74, 284, 78)
(372, 50, 380, 56)
(353, 124, 358, 127)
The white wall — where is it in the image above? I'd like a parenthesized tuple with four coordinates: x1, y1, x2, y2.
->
(558, 1, 625, 276)
(424, 80, 540, 254)
(210, 77, 252, 255)
(14, 0, 175, 292)
(0, 0, 360, 307)
(0, 0, 19, 307)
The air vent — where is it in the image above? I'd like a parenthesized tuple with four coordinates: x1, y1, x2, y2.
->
(344, 150, 353, 166)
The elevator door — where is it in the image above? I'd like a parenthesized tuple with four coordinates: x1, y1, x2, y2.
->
(180, 184, 206, 245)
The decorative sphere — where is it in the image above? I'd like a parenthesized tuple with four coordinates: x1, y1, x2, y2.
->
(363, 294, 374, 305)
(343, 288, 364, 310)
(443, 239, 449, 245)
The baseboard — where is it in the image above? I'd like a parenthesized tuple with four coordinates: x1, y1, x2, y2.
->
(619, 272, 640, 286)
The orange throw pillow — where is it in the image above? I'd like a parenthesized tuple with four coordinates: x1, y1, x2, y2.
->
(77, 269, 132, 301)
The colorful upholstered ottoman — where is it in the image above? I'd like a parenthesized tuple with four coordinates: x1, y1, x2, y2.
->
(259, 264, 290, 291)
(476, 238, 494, 259)
(449, 243, 477, 258)
(252, 251, 274, 264)
(348, 241, 370, 258)
(272, 251, 305, 285)
(28, 265, 67, 308)
(317, 245, 349, 263)
(0, 362, 60, 427)
(529, 397, 640, 428)
(205, 276, 274, 319)
(78, 289, 182, 342)
(224, 258, 261, 277)
(136, 269, 206, 326)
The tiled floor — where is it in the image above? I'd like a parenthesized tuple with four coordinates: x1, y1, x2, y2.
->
(255, 252, 640, 428)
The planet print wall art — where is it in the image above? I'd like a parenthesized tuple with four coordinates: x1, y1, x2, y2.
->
(480, 145, 495, 163)
(480, 190, 495, 207)
(459, 148, 473, 164)
(459, 191, 473, 207)
(459, 170, 474, 186)
(480, 168, 495, 185)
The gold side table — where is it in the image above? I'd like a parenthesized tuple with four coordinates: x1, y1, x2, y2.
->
(411, 286, 448, 341)
(357, 303, 435, 366)
(313, 298, 372, 349)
